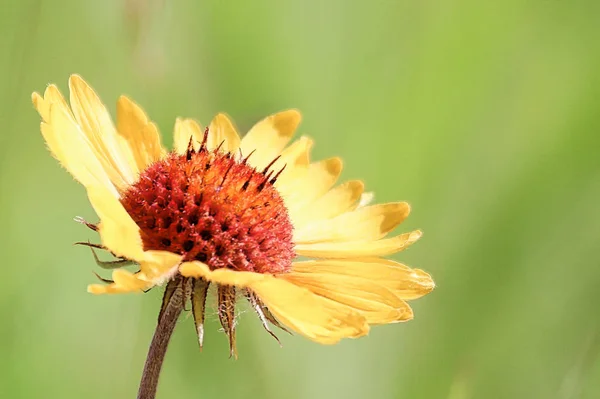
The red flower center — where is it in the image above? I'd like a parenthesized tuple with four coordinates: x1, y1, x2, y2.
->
(120, 137, 295, 274)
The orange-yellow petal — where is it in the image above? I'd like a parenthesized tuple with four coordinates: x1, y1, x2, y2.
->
(295, 230, 423, 258)
(207, 113, 241, 153)
(249, 275, 369, 344)
(239, 110, 302, 170)
(291, 258, 435, 301)
(116, 96, 166, 169)
(294, 202, 410, 244)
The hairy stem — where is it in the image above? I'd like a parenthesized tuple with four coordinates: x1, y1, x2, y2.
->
(137, 280, 185, 399)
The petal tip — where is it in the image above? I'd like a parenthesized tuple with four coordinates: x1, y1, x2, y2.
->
(87, 284, 105, 294)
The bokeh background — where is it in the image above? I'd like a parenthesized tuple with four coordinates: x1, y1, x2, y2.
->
(1, 1, 599, 398)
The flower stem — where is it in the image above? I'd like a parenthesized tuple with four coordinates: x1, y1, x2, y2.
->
(137, 281, 184, 399)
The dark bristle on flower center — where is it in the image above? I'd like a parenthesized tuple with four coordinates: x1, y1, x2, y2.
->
(120, 135, 295, 274)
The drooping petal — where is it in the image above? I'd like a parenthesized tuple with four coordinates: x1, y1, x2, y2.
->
(295, 230, 423, 258)
(86, 186, 144, 261)
(173, 118, 204, 154)
(294, 202, 411, 244)
(116, 95, 166, 169)
(249, 275, 369, 344)
(291, 258, 435, 301)
(239, 110, 302, 170)
(207, 113, 241, 153)
(87, 269, 149, 294)
(68, 75, 139, 190)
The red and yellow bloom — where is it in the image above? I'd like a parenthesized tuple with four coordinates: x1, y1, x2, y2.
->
(33, 75, 434, 355)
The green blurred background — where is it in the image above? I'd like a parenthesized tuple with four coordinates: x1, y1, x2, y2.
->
(1, 0, 599, 398)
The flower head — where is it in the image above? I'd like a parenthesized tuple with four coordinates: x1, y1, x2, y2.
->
(33, 75, 434, 355)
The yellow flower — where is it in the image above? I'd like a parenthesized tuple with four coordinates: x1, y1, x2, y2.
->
(33, 75, 434, 354)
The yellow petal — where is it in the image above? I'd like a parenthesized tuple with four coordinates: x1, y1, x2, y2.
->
(358, 192, 375, 208)
(207, 113, 241, 153)
(116, 96, 166, 169)
(32, 84, 69, 122)
(87, 186, 144, 261)
(179, 261, 266, 286)
(40, 102, 118, 196)
(249, 275, 369, 344)
(291, 258, 435, 300)
(68, 75, 139, 190)
(282, 271, 412, 324)
(239, 110, 302, 170)
(295, 230, 423, 258)
(266, 136, 313, 187)
(294, 202, 410, 244)
(173, 118, 204, 154)
(279, 157, 343, 211)
(138, 250, 183, 285)
(88, 269, 149, 294)
(290, 180, 364, 229)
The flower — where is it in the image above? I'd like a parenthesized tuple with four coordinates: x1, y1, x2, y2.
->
(33, 75, 434, 355)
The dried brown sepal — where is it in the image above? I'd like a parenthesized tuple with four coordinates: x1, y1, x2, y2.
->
(217, 285, 237, 359)
(88, 247, 136, 269)
(92, 271, 114, 284)
(73, 216, 98, 231)
(74, 241, 106, 251)
(244, 289, 282, 347)
(246, 289, 292, 335)
(158, 279, 179, 324)
(191, 278, 210, 350)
